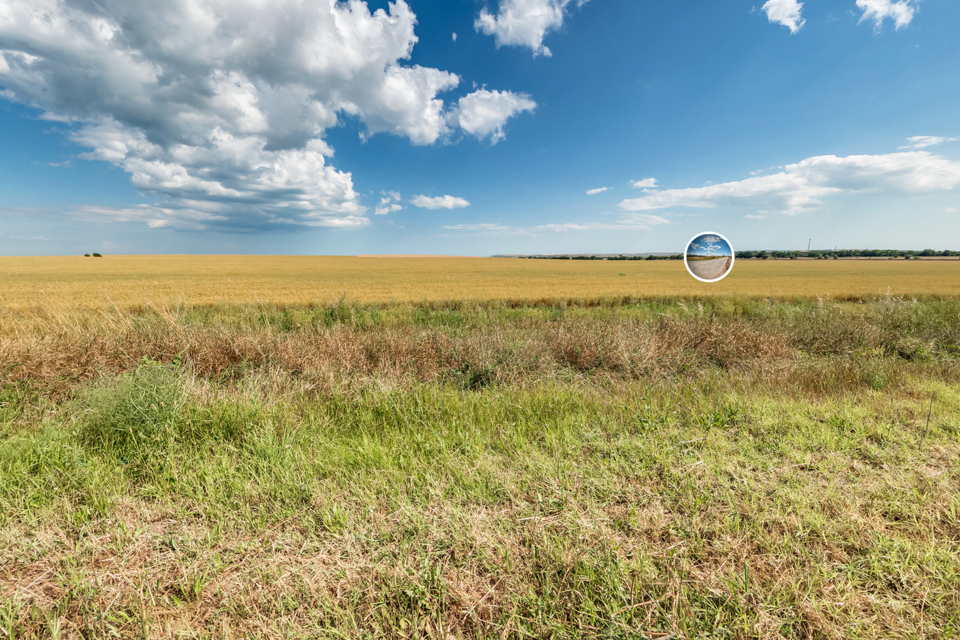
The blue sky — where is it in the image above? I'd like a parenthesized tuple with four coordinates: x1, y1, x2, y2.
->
(1, 0, 958, 256)
(687, 234, 733, 258)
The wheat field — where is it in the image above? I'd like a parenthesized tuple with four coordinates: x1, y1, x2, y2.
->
(1, 255, 958, 309)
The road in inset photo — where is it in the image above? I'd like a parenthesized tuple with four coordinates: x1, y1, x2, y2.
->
(686, 256, 732, 280)
(685, 232, 734, 282)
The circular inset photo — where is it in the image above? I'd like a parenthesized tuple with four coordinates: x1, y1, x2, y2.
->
(684, 232, 734, 282)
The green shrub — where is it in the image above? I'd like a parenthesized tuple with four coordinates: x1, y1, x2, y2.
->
(77, 361, 185, 478)
(92, 252, 103, 257)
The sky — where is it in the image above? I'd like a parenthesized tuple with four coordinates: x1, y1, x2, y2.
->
(1, 0, 958, 256)
(687, 234, 733, 259)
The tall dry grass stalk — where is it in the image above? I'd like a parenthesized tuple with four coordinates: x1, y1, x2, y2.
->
(1, 305, 795, 394)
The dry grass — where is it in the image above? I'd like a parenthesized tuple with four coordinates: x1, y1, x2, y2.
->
(1, 298, 959, 638)
(1, 255, 959, 309)
(0, 312, 793, 395)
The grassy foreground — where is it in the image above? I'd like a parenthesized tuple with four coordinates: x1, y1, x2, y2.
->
(1, 296, 959, 638)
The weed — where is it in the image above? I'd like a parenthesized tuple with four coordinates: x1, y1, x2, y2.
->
(76, 360, 186, 480)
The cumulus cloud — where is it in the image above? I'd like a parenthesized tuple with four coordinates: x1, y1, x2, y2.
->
(375, 191, 403, 215)
(900, 136, 957, 150)
(856, 0, 918, 30)
(446, 89, 536, 143)
(0, 0, 533, 230)
(762, 0, 805, 34)
(618, 151, 960, 215)
(630, 178, 659, 189)
(475, 0, 589, 57)
(586, 187, 610, 195)
(411, 195, 471, 209)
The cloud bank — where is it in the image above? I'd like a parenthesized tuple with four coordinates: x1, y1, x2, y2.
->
(0, 0, 533, 230)
(618, 151, 960, 215)
(443, 214, 669, 235)
(475, 0, 589, 57)
(762, 0, 805, 34)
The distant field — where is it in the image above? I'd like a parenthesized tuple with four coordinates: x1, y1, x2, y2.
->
(1, 255, 959, 309)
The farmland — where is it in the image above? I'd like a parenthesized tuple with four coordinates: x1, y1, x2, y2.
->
(1, 258, 959, 638)
(1, 255, 960, 310)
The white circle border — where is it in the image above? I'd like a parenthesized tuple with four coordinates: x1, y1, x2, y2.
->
(683, 231, 735, 283)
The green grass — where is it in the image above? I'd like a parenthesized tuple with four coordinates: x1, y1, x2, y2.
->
(1, 298, 959, 638)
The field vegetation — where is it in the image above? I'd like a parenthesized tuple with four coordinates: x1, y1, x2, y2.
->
(2, 255, 960, 309)
(1, 292, 959, 638)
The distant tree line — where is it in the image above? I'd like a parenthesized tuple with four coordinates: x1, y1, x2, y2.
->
(737, 249, 959, 260)
(520, 249, 957, 261)
(609, 254, 684, 261)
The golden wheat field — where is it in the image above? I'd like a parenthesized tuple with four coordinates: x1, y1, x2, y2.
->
(1, 255, 958, 309)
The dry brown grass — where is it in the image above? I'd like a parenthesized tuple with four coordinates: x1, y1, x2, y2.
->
(0, 310, 794, 394)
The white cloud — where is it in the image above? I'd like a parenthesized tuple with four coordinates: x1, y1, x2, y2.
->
(856, 0, 917, 30)
(541, 216, 669, 231)
(452, 32, 458, 42)
(411, 195, 471, 209)
(762, 0, 805, 34)
(630, 178, 659, 189)
(375, 191, 403, 215)
(70, 203, 371, 230)
(443, 223, 525, 234)
(745, 214, 767, 219)
(0, 0, 533, 231)
(475, 0, 589, 57)
(586, 187, 609, 195)
(443, 214, 669, 235)
(946, 207, 957, 214)
(618, 151, 960, 215)
(446, 89, 536, 143)
(376, 203, 403, 216)
(900, 136, 958, 150)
